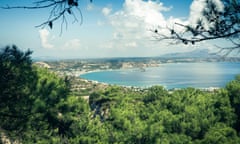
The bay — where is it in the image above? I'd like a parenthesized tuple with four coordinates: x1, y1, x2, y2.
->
(80, 62, 240, 89)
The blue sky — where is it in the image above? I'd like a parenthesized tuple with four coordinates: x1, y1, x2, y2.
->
(0, 0, 225, 58)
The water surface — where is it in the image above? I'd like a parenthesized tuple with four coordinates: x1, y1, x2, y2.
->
(80, 62, 240, 89)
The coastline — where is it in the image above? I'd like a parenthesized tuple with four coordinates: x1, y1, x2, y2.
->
(76, 62, 240, 91)
(43, 61, 240, 92)
(78, 69, 114, 77)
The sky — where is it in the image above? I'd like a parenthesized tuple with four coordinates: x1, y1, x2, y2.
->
(0, 0, 226, 59)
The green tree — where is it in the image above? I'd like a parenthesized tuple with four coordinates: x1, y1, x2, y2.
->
(77, 83, 240, 143)
(226, 75, 240, 133)
(0, 45, 37, 137)
(200, 123, 240, 144)
(26, 68, 73, 141)
(143, 85, 168, 103)
(0, 45, 90, 143)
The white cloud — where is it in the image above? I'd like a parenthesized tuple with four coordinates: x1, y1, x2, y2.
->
(102, 7, 112, 16)
(64, 39, 81, 50)
(101, 0, 188, 56)
(39, 29, 54, 49)
(125, 41, 137, 48)
(97, 20, 105, 26)
(123, 0, 169, 25)
(98, 0, 224, 57)
(86, 4, 94, 11)
(108, 0, 170, 40)
(189, 0, 224, 29)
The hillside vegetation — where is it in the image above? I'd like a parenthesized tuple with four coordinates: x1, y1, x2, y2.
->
(1, 46, 240, 143)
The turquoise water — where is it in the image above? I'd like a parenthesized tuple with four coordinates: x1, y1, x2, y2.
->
(80, 62, 240, 89)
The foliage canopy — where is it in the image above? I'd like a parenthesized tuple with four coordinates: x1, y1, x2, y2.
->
(0, 45, 240, 143)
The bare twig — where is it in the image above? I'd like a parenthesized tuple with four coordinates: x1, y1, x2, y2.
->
(1, 0, 87, 32)
(151, 0, 240, 56)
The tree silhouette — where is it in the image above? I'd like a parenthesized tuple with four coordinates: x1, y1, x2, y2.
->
(0, 45, 37, 134)
(152, 0, 240, 56)
(1, 0, 93, 32)
(0, 45, 80, 142)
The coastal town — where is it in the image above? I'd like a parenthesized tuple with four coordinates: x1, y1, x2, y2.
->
(33, 56, 232, 96)
(35, 56, 231, 76)
(34, 57, 164, 97)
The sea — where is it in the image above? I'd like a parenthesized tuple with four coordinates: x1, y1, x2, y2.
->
(80, 62, 240, 89)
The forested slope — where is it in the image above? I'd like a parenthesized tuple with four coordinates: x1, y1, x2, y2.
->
(0, 46, 240, 143)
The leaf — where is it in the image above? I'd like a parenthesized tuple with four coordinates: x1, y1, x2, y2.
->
(182, 40, 188, 45)
(67, 9, 72, 14)
(68, 0, 74, 6)
(48, 21, 53, 29)
(196, 25, 200, 30)
(74, 2, 78, 6)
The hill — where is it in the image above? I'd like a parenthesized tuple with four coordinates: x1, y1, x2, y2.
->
(160, 49, 217, 58)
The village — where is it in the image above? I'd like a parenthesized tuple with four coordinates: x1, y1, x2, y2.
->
(34, 57, 224, 97)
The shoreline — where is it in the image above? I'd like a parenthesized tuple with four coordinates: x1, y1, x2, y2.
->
(78, 71, 221, 92)
(54, 62, 239, 92)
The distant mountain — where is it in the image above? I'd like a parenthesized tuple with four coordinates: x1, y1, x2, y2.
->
(33, 56, 66, 62)
(160, 49, 217, 58)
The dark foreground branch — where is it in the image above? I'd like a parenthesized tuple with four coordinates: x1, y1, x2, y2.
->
(151, 0, 240, 56)
(1, 0, 92, 32)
